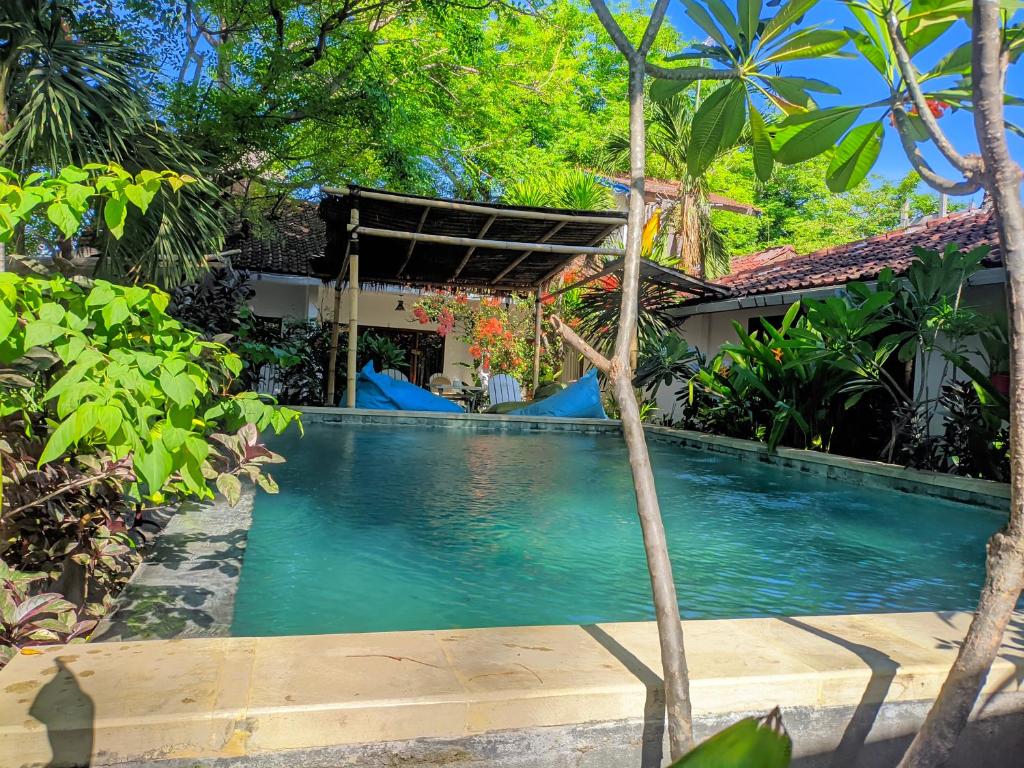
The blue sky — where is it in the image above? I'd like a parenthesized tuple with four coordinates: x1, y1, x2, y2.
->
(663, 1, 1023, 194)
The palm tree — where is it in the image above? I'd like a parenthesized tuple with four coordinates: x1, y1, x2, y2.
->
(0, 0, 222, 287)
(605, 92, 731, 279)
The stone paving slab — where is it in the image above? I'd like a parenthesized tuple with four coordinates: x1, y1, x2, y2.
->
(1, 611, 1021, 767)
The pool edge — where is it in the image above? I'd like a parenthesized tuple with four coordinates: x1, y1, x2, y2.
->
(3, 610, 1021, 766)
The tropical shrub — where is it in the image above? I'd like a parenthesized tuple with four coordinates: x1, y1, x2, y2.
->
(0, 165, 300, 664)
(666, 245, 1008, 479)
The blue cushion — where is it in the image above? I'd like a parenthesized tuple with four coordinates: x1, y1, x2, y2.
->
(509, 369, 607, 419)
(355, 363, 464, 412)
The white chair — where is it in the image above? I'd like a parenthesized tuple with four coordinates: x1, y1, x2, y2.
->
(488, 373, 522, 406)
(382, 368, 409, 382)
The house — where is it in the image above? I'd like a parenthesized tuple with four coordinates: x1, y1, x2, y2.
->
(226, 201, 479, 387)
(654, 206, 1005, 419)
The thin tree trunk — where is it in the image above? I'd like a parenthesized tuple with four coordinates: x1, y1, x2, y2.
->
(554, 6, 695, 753)
(898, 2, 1024, 764)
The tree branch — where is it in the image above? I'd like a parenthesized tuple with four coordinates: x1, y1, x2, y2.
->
(644, 62, 741, 81)
(550, 315, 611, 374)
(638, 0, 670, 58)
(891, 106, 983, 196)
(589, 0, 638, 61)
(885, 9, 980, 175)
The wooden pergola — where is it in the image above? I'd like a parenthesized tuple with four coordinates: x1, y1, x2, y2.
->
(317, 185, 725, 406)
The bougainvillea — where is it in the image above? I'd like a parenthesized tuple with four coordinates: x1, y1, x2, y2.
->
(412, 292, 563, 386)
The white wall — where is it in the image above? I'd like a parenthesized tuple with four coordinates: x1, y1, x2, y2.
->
(247, 276, 475, 382)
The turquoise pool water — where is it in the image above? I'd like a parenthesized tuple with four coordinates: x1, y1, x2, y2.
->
(231, 423, 1004, 637)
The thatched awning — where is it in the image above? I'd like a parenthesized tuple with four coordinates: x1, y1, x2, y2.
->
(317, 185, 628, 293)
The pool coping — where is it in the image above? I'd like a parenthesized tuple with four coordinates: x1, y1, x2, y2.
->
(3, 610, 1022, 766)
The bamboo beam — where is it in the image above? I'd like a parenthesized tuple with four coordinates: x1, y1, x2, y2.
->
(345, 242, 360, 408)
(532, 289, 544, 393)
(491, 221, 568, 284)
(451, 214, 496, 281)
(396, 208, 430, 278)
(324, 186, 627, 226)
(534, 228, 621, 287)
(354, 226, 625, 257)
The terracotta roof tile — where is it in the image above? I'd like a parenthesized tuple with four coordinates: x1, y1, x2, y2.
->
(227, 201, 326, 277)
(604, 174, 761, 216)
(710, 208, 1000, 300)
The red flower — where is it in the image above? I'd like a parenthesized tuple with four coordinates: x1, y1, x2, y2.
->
(412, 306, 429, 324)
(480, 317, 504, 338)
(455, 294, 468, 305)
(541, 292, 555, 305)
(926, 99, 947, 118)
(599, 275, 619, 292)
(562, 268, 579, 285)
(468, 343, 482, 359)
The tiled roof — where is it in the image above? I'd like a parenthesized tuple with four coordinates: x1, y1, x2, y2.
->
(710, 207, 1001, 301)
(227, 201, 326, 277)
(604, 174, 761, 216)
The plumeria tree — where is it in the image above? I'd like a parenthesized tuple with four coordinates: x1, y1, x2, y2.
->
(573, 0, 1022, 763)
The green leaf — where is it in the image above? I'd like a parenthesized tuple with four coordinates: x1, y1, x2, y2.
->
(738, 0, 762, 45)
(103, 196, 127, 238)
(669, 709, 792, 767)
(759, 0, 817, 48)
(682, 0, 733, 53)
(688, 81, 746, 177)
(762, 29, 849, 64)
(24, 320, 66, 348)
(216, 473, 242, 506)
(38, 404, 99, 465)
(46, 201, 80, 238)
(704, 0, 743, 47)
(136, 441, 173, 492)
(159, 369, 196, 407)
(748, 104, 774, 182)
(827, 122, 884, 192)
(650, 78, 689, 102)
(775, 108, 862, 165)
(101, 297, 130, 328)
(124, 183, 156, 213)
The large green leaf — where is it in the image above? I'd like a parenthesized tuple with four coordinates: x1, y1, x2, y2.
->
(738, 0, 763, 45)
(762, 29, 849, 64)
(705, 0, 743, 48)
(924, 42, 973, 81)
(682, 0, 734, 53)
(827, 122, 884, 192)
(775, 108, 862, 165)
(759, 0, 818, 49)
(650, 78, 689, 102)
(687, 81, 746, 177)
(748, 104, 774, 182)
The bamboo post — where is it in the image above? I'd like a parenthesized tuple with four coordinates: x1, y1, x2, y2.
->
(345, 235, 360, 408)
(324, 282, 343, 405)
(532, 290, 543, 394)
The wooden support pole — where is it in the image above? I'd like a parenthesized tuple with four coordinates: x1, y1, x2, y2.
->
(345, 241, 360, 408)
(532, 290, 544, 394)
(324, 282, 343, 406)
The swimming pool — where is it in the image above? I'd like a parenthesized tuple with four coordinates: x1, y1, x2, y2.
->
(231, 422, 1004, 637)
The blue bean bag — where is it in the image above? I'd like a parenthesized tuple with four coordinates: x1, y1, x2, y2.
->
(354, 362, 464, 412)
(509, 369, 607, 419)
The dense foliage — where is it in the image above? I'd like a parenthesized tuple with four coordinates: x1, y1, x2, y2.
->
(643, 246, 1009, 480)
(0, 166, 301, 664)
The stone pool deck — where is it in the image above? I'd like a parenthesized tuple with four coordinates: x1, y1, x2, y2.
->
(2, 611, 1022, 767)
